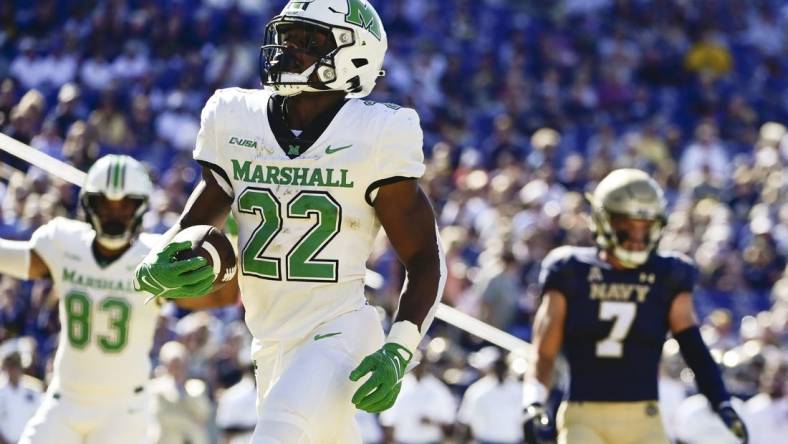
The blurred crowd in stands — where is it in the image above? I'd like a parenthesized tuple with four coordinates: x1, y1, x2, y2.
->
(1, 0, 787, 443)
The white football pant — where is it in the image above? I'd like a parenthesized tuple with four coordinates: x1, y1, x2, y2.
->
(251, 305, 385, 444)
(18, 389, 149, 444)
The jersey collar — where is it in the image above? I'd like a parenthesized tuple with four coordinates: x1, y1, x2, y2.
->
(267, 94, 349, 159)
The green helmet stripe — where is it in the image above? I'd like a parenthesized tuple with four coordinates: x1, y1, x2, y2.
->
(120, 158, 126, 190)
(112, 157, 121, 190)
(105, 158, 112, 188)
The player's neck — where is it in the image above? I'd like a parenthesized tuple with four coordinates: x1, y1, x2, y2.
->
(92, 241, 130, 266)
(282, 91, 346, 130)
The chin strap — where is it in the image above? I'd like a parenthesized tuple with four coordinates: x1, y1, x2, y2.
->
(612, 246, 650, 268)
(96, 234, 131, 250)
(272, 64, 319, 96)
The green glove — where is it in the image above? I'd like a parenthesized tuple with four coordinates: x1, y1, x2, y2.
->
(134, 241, 215, 299)
(349, 343, 412, 413)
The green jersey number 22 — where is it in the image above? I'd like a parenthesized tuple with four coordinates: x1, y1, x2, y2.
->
(238, 188, 341, 282)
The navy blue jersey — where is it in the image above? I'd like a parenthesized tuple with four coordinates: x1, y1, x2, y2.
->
(540, 246, 698, 402)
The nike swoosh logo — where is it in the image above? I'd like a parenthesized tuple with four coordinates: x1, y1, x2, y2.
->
(138, 275, 161, 292)
(314, 332, 342, 341)
(325, 144, 353, 155)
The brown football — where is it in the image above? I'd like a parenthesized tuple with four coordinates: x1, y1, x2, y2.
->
(172, 225, 237, 289)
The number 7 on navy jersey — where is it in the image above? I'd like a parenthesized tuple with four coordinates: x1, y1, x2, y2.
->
(596, 301, 637, 358)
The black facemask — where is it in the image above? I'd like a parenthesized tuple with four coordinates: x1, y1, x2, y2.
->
(260, 19, 338, 87)
(102, 220, 128, 236)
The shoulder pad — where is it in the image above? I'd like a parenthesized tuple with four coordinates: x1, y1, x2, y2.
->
(657, 250, 699, 296)
(659, 250, 696, 267)
(361, 99, 404, 111)
(210, 87, 269, 110)
(542, 245, 583, 268)
(49, 216, 92, 235)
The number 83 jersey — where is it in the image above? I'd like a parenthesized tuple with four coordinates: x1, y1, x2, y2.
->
(539, 246, 698, 402)
(30, 217, 161, 401)
(194, 88, 425, 342)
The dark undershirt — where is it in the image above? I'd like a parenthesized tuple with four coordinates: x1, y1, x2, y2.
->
(267, 94, 348, 159)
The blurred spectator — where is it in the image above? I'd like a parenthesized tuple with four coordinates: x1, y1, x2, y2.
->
(112, 41, 150, 82)
(680, 122, 730, 183)
(684, 28, 733, 78)
(9, 38, 43, 90)
(38, 40, 77, 89)
(744, 358, 787, 444)
(0, 351, 42, 444)
(457, 347, 523, 444)
(79, 45, 114, 92)
(379, 352, 456, 444)
(357, 411, 384, 444)
(47, 83, 86, 139)
(155, 91, 199, 152)
(674, 395, 747, 444)
(5, 89, 45, 146)
(30, 120, 62, 160)
(478, 250, 522, 332)
(658, 340, 688, 439)
(702, 309, 739, 351)
(175, 311, 219, 382)
(88, 90, 131, 148)
(216, 364, 256, 444)
(148, 341, 211, 444)
(60, 120, 99, 171)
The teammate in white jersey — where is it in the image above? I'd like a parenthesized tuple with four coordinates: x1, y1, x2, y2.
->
(135, 0, 446, 442)
(0, 155, 237, 444)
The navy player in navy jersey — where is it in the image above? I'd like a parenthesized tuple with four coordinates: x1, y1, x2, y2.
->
(522, 169, 748, 444)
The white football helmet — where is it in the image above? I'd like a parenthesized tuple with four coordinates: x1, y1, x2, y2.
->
(80, 155, 153, 249)
(587, 168, 667, 267)
(260, 0, 387, 97)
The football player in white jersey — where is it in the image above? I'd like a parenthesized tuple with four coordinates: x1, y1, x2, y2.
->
(134, 0, 446, 442)
(0, 155, 237, 444)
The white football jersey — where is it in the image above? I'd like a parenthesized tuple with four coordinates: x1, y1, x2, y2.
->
(194, 88, 425, 342)
(30, 217, 161, 401)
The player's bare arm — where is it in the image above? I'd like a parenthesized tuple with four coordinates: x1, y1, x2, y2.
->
(374, 179, 442, 332)
(669, 291, 748, 442)
(170, 272, 239, 310)
(349, 179, 446, 413)
(522, 289, 565, 444)
(160, 166, 234, 243)
(667, 291, 697, 333)
(531, 290, 566, 389)
(134, 166, 238, 306)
